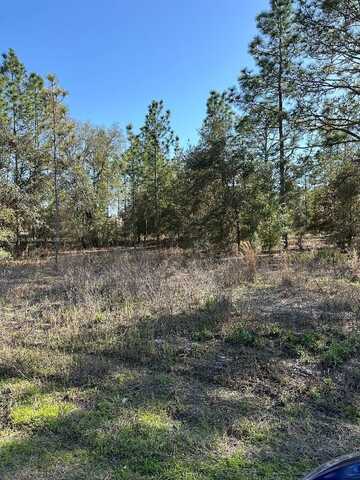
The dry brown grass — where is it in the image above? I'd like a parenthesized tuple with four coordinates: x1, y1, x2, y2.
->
(239, 241, 257, 282)
(0, 247, 360, 479)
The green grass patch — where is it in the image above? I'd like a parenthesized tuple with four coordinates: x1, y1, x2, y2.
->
(10, 395, 77, 428)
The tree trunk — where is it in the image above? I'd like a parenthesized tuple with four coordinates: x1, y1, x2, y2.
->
(12, 99, 21, 257)
(278, 17, 288, 250)
(51, 85, 60, 270)
(154, 139, 160, 246)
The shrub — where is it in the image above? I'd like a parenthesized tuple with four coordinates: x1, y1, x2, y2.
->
(257, 211, 283, 253)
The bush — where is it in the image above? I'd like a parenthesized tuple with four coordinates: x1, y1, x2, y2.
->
(257, 211, 283, 253)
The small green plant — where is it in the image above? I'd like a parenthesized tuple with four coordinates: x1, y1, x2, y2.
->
(322, 336, 360, 367)
(225, 325, 258, 346)
(281, 330, 326, 357)
(260, 323, 283, 338)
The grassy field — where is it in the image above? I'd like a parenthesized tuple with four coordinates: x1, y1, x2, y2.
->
(0, 248, 360, 479)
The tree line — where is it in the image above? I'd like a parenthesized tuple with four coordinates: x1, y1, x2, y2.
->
(0, 0, 359, 260)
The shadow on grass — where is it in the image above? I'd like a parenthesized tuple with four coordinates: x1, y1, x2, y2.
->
(1, 291, 360, 479)
(0, 366, 312, 480)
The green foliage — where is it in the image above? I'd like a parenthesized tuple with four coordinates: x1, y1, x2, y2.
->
(1, 0, 359, 256)
(321, 336, 360, 367)
(63, 123, 123, 247)
(297, 0, 360, 145)
(257, 203, 284, 252)
(237, 0, 299, 247)
(310, 159, 360, 250)
(183, 91, 258, 249)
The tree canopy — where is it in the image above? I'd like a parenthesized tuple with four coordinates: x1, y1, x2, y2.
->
(1, 1, 359, 258)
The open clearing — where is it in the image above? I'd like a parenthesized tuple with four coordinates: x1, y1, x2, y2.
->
(1, 249, 360, 479)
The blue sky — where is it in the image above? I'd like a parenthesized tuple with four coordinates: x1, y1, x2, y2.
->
(1, 0, 268, 144)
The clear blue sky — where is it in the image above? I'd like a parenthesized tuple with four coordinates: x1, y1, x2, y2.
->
(1, 0, 268, 144)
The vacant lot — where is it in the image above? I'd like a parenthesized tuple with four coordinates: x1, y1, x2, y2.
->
(0, 249, 360, 479)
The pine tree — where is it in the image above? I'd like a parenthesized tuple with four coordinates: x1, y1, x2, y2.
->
(1, 49, 29, 253)
(0, 49, 49, 255)
(297, 0, 360, 148)
(123, 124, 143, 244)
(139, 100, 176, 244)
(239, 0, 300, 248)
(186, 91, 254, 250)
(44, 74, 72, 267)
